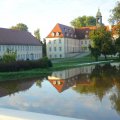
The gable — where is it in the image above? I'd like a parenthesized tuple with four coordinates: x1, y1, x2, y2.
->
(46, 23, 64, 38)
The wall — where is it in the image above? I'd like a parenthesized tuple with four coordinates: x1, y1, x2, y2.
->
(0, 45, 42, 60)
(46, 38, 65, 58)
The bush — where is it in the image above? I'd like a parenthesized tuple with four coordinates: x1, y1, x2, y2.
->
(0, 57, 53, 72)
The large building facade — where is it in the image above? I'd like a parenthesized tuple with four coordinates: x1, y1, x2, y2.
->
(46, 23, 94, 59)
(46, 9, 112, 59)
(46, 23, 81, 58)
(0, 28, 42, 60)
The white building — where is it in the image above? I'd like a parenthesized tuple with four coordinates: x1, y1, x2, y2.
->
(0, 28, 42, 60)
(46, 9, 113, 59)
(46, 23, 91, 59)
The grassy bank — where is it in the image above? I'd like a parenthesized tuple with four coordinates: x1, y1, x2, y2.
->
(0, 55, 119, 81)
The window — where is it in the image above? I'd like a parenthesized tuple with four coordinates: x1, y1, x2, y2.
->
(60, 54, 62, 58)
(64, 28, 67, 31)
(54, 40, 56, 44)
(59, 39, 61, 43)
(55, 54, 57, 58)
(51, 32, 55, 36)
(49, 47, 52, 51)
(85, 40, 87, 44)
(54, 47, 56, 51)
(81, 41, 83, 44)
(56, 32, 60, 36)
(85, 34, 88, 38)
(59, 47, 62, 51)
(49, 40, 51, 44)
(50, 55, 52, 58)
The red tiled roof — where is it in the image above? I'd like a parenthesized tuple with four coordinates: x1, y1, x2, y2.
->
(0, 28, 41, 45)
(46, 23, 111, 40)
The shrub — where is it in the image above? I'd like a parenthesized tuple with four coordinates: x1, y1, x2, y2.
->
(2, 49, 16, 63)
(0, 57, 53, 72)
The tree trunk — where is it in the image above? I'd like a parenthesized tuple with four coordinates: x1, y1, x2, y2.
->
(104, 55, 107, 60)
(95, 56, 98, 61)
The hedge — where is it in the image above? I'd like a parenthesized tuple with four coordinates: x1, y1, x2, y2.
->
(0, 57, 52, 72)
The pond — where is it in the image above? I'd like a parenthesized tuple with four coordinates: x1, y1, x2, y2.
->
(0, 63, 120, 120)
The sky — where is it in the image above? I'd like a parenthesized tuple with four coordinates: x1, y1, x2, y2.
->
(0, 0, 119, 39)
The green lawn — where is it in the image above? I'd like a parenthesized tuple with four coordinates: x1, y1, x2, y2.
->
(0, 55, 119, 81)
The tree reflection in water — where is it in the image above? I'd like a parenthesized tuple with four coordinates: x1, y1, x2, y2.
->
(73, 63, 120, 113)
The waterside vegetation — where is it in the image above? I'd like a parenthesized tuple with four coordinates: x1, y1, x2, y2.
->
(0, 55, 119, 81)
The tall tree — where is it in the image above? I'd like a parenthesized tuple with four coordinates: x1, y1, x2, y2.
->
(42, 38, 46, 57)
(34, 29, 41, 41)
(112, 22, 120, 36)
(115, 37, 120, 59)
(10, 23, 28, 31)
(70, 16, 96, 28)
(89, 26, 114, 60)
(109, 1, 120, 24)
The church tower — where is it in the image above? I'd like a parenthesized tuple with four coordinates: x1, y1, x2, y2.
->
(96, 9, 102, 27)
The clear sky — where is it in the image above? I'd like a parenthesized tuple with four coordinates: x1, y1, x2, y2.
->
(0, 0, 118, 39)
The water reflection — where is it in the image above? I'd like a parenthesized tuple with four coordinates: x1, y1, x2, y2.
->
(48, 65, 94, 93)
(48, 63, 120, 115)
(0, 78, 43, 98)
(0, 63, 120, 120)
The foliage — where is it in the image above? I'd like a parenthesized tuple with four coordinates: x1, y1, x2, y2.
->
(10, 23, 28, 31)
(42, 38, 47, 57)
(34, 29, 41, 40)
(70, 16, 96, 28)
(0, 57, 52, 72)
(89, 45, 101, 61)
(109, 1, 120, 24)
(112, 22, 120, 36)
(89, 26, 115, 60)
(115, 36, 120, 59)
(2, 49, 16, 63)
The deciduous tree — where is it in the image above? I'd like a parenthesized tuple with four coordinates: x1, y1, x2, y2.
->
(109, 1, 120, 24)
(70, 16, 96, 28)
(10, 23, 28, 31)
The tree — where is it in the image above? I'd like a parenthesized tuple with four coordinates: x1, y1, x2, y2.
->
(10, 23, 28, 31)
(2, 49, 16, 63)
(70, 16, 96, 28)
(89, 45, 101, 61)
(109, 1, 120, 24)
(115, 36, 120, 59)
(89, 26, 114, 60)
(34, 29, 41, 41)
(42, 38, 47, 57)
(112, 22, 120, 37)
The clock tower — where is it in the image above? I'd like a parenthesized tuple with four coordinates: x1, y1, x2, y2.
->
(96, 9, 102, 27)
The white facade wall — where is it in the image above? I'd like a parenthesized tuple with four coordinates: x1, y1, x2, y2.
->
(46, 37, 82, 59)
(51, 65, 95, 79)
(0, 45, 42, 60)
(80, 39, 91, 52)
(46, 38, 65, 59)
(64, 38, 81, 57)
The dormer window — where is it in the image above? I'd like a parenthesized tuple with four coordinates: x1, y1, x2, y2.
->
(64, 28, 67, 32)
(66, 33, 69, 36)
(51, 32, 55, 36)
(56, 32, 60, 36)
(85, 34, 88, 38)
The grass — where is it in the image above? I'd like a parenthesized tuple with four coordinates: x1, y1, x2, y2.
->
(0, 55, 119, 81)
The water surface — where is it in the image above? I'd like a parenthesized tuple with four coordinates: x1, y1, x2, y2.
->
(0, 63, 120, 120)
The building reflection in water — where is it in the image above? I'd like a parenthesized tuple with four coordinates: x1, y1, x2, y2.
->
(48, 65, 95, 93)
(0, 79, 43, 98)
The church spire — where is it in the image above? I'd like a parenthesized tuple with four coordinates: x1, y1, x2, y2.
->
(96, 9, 102, 27)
